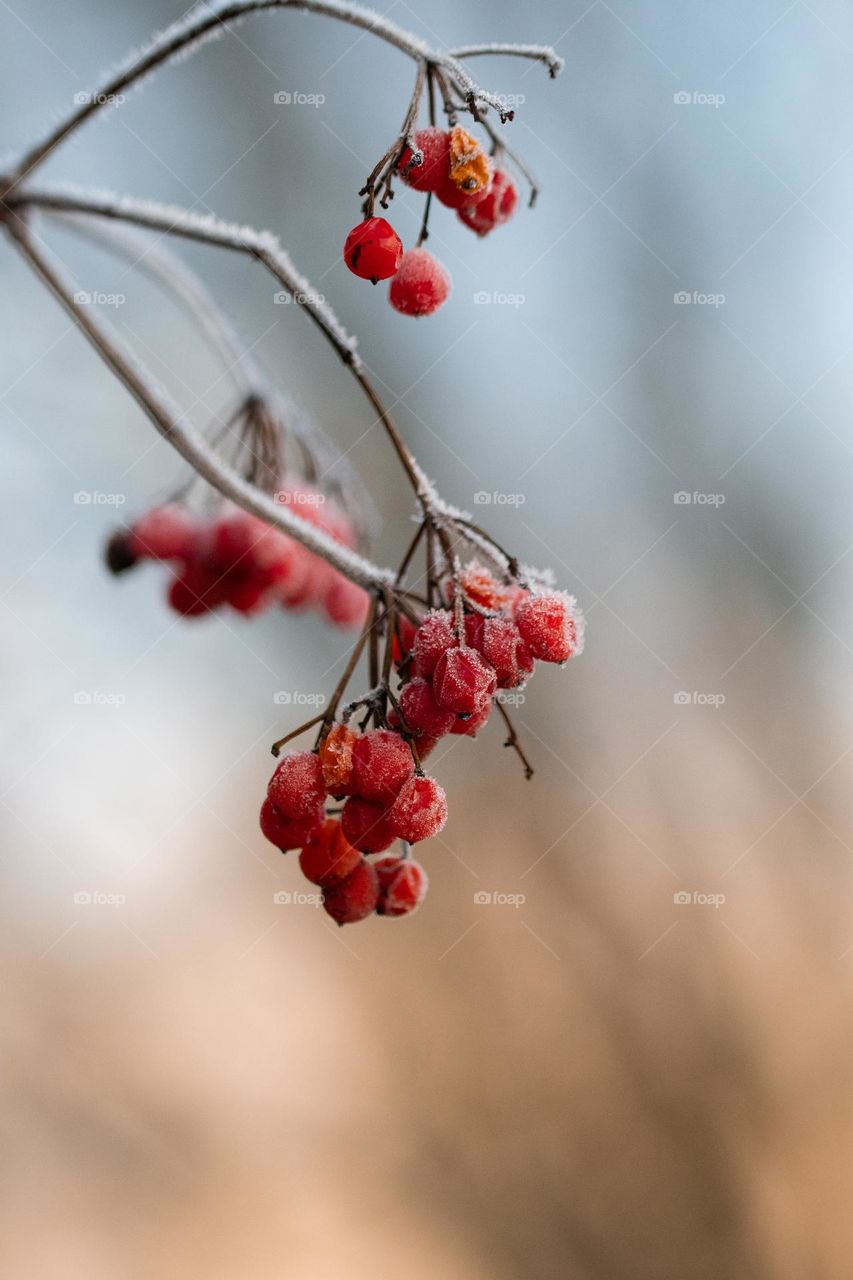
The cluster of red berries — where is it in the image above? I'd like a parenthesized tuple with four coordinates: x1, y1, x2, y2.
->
(108, 490, 368, 627)
(260, 737, 436, 924)
(343, 125, 519, 318)
(260, 563, 583, 925)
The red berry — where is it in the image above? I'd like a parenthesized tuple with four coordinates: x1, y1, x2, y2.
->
(322, 857, 380, 925)
(450, 698, 492, 736)
(299, 818, 362, 886)
(374, 856, 429, 917)
(167, 560, 224, 616)
(456, 560, 511, 611)
(389, 249, 451, 317)
(457, 169, 519, 236)
(352, 729, 414, 802)
(259, 797, 323, 851)
(463, 611, 485, 651)
(481, 616, 530, 688)
(319, 722, 358, 795)
(433, 645, 496, 715)
(267, 750, 325, 820)
(131, 504, 196, 561)
(397, 127, 451, 192)
(389, 775, 448, 843)
(413, 609, 455, 677)
(515, 591, 584, 664)
(323, 576, 370, 628)
(341, 796, 397, 853)
(399, 677, 456, 738)
(343, 217, 403, 282)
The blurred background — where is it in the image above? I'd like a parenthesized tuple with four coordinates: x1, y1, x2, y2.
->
(3, 0, 853, 1276)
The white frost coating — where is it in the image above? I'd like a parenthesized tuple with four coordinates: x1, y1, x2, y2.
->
(446, 44, 565, 76)
(23, 182, 361, 365)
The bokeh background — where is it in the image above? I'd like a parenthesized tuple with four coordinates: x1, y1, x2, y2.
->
(3, 1, 853, 1276)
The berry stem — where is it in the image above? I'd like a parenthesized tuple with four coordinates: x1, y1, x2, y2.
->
(271, 713, 327, 757)
(495, 700, 535, 781)
(360, 60, 426, 216)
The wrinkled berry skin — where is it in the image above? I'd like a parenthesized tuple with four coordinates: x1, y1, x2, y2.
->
(322, 858, 380, 925)
(374, 856, 429, 917)
(343, 217, 403, 282)
(457, 169, 519, 236)
(319, 722, 358, 795)
(389, 249, 451, 317)
(389, 775, 448, 843)
(433, 646, 496, 715)
(299, 818, 361, 886)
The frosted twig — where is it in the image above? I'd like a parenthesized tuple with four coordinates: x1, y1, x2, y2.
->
(6, 214, 394, 593)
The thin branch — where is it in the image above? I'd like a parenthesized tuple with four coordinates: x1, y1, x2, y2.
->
(6, 213, 393, 593)
(446, 44, 564, 77)
(4, 1, 560, 189)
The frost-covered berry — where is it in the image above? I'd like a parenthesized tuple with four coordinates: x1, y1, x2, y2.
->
(398, 127, 451, 192)
(259, 797, 323, 851)
(399, 677, 456, 738)
(482, 616, 531, 688)
(352, 729, 414, 802)
(319, 722, 358, 795)
(389, 775, 448, 843)
(343, 216, 403, 282)
(433, 645, 496, 715)
(374, 856, 429, 917)
(413, 609, 455, 677)
(299, 818, 361, 886)
(322, 857, 380, 925)
(450, 697, 492, 736)
(267, 750, 325, 819)
(457, 169, 519, 236)
(515, 591, 584, 664)
(341, 796, 397, 853)
(130, 504, 196, 561)
(455, 560, 511, 612)
(389, 249, 451, 317)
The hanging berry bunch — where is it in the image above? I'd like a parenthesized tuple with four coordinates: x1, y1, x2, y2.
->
(105, 394, 371, 628)
(343, 58, 540, 318)
(261, 523, 584, 926)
